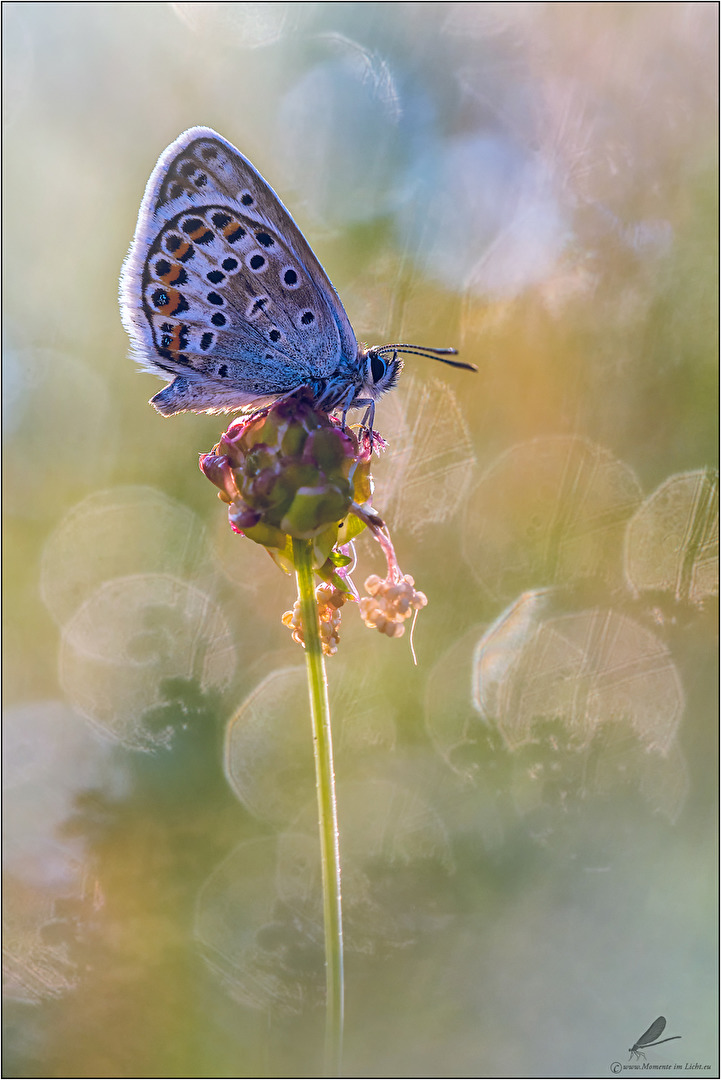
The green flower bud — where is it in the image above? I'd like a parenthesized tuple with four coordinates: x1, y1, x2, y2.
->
(199, 391, 372, 570)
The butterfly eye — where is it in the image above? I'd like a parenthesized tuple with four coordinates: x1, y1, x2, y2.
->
(370, 352, 387, 384)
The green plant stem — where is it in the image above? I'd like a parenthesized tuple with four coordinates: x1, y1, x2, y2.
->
(292, 538, 344, 1076)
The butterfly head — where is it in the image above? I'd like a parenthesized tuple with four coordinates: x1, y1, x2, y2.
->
(358, 343, 477, 405)
(359, 345, 403, 401)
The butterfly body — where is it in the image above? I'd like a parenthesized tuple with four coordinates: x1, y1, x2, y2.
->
(120, 128, 470, 417)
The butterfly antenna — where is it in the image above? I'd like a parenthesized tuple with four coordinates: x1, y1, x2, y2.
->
(376, 344, 477, 372)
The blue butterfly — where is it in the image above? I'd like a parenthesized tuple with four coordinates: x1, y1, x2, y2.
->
(120, 127, 474, 419)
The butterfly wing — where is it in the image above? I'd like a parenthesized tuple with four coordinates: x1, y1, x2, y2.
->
(120, 127, 359, 414)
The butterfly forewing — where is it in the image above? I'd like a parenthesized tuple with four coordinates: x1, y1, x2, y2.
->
(120, 127, 359, 414)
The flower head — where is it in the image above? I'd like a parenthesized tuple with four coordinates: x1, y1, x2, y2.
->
(282, 582, 348, 656)
(200, 389, 373, 572)
(200, 391, 425, 655)
(359, 573, 428, 638)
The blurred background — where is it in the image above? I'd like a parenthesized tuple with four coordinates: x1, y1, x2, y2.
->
(3, 3, 718, 1076)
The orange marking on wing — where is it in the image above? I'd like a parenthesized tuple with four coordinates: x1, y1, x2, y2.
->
(167, 325, 185, 351)
(154, 288, 180, 313)
(186, 222, 210, 240)
(157, 263, 184, 285)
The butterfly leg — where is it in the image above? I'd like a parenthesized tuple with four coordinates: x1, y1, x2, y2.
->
(337, 385, 354, 428)
(362, 400, 376, 444)
(343, 396, 376, 449)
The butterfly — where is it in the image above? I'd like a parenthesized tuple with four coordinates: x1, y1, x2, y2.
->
(120, 127, 475, 420)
